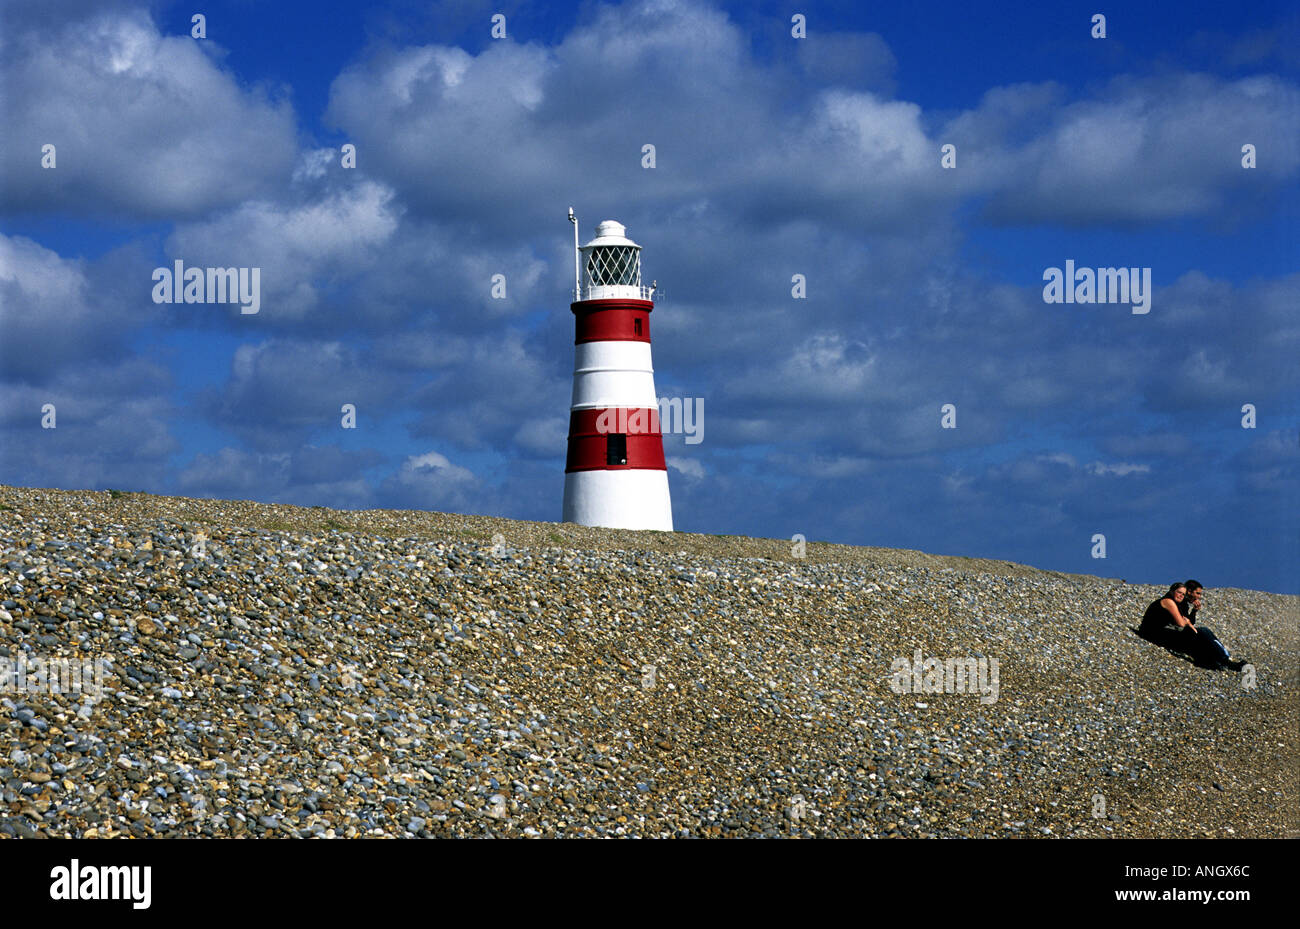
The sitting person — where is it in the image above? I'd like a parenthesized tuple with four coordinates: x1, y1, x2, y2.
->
(1177, 580, 1244, 670)
(1138, 582, 1243, 671)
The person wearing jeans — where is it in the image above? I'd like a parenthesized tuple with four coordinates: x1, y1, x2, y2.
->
(1176, 579, 1242, 669)
(1139, 582, 1242, 671)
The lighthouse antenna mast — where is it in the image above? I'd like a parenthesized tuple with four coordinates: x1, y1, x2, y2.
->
(567, 207, 579, 301)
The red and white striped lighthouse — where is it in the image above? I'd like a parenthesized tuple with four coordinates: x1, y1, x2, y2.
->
(562, 213, 673, 531)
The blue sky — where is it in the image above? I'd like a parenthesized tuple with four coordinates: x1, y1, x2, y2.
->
(1, 0, 1297, 593)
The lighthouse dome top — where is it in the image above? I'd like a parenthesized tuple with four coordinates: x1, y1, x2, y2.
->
(584, 220, 639, 249)
(577, 218, 650, 300)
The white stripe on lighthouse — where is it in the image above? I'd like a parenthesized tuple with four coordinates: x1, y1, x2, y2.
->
(562, 470, 673, 530)
(571, 341, 658, 410)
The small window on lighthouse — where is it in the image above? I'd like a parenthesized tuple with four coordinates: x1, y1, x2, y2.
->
(633, 317, 642, 337)
(606, 433, 627, 466)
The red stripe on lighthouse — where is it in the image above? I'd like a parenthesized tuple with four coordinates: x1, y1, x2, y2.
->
(565, 407, 667, 472)
(571, 299, 653, 343)
(569, 408, 662, 435)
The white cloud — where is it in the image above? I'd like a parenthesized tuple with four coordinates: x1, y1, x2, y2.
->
(167, 182, 401, 319)
(403, 451, 475, 482)
(0, 234, 157, 380)
(514, 416, 568, 457)
(1086, 461, 1151, 477)
(380, 450, 479, 511)
(292, 148, 337, 184)
(975, 74, 1300, 224)
(731, 333, 878, 403)
(177, 448, 291, 497)
(0, 7, 297, 218)
(198, 339, 405, 451)
(667, 457, 705, 480)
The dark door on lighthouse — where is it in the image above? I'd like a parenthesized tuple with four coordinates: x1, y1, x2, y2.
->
(606, 433, 627, 466)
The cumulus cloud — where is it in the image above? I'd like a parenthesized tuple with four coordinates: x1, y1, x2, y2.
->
(322, 0, 952, 240)
(0, 4, 297, 219)
(667, 456, 705, 480)
(177, 447, 291, 498)
(0, 236, 99, 380)
(514, 415, 568, 458)
(197, 339, 408, 451)
(379, 450, 479, 511)
(400, 330, 570, 450)
(167, 181, 402, 321)
(968, 74, 1300, 225)
(0, 358, 177, 491)
(176, 444, 382, 507)
(0, 235, 165, 382)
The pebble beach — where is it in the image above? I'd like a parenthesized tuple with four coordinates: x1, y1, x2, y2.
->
(1, 484, 1295, 839)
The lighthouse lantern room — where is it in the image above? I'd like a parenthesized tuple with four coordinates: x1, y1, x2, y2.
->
(561, 214, 673, 531)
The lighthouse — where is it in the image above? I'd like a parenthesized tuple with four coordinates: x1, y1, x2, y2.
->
(562, 213, 673, 531)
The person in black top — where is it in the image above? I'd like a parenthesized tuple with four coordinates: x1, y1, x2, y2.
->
(1139, 582, 1242, 670)
(1139, 583, 1191, 637)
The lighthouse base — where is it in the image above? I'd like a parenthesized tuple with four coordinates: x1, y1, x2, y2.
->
(562, 470, 673, 531)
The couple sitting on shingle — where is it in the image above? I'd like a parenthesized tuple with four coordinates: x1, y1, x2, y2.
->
(1138, 580, 1246, 671)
